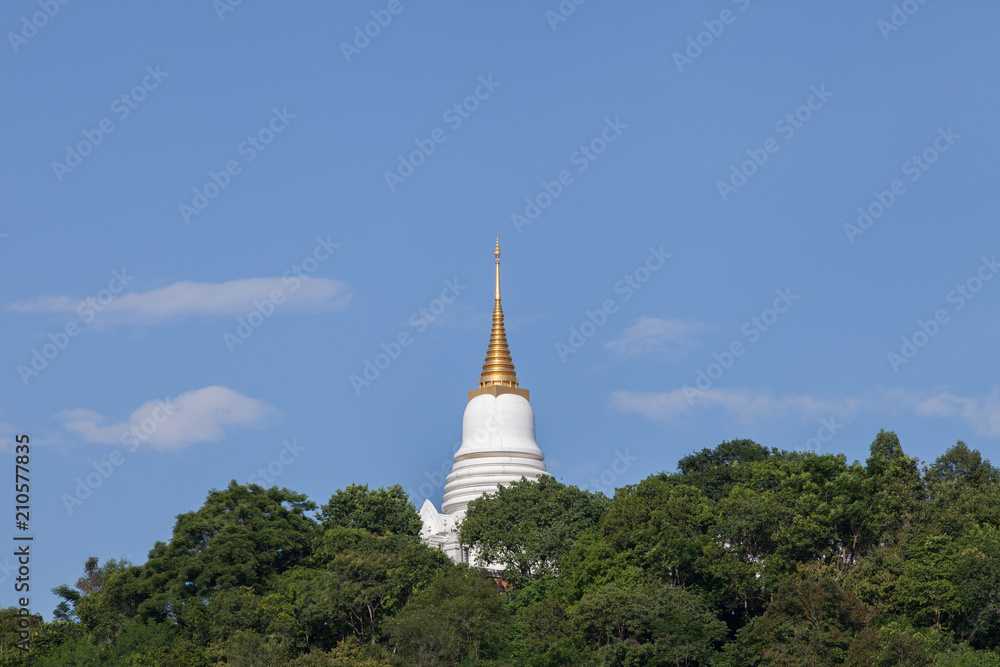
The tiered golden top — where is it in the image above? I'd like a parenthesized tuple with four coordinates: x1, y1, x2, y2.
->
(469, 238, 529, 402)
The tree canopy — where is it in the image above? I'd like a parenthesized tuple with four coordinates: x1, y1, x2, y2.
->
(6, 432, 1000, 665)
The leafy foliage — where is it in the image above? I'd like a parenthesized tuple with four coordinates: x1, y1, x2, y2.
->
(9, 432, 1000, 666)
(384, 566, 512, 666)
(459, 475, 610, 583)
(319, 483, 422, 537)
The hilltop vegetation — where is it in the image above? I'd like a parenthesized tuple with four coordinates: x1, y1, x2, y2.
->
(4, 430, 1000, 665)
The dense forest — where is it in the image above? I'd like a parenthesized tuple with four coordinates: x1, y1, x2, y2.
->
(4, 430, 1000, 666)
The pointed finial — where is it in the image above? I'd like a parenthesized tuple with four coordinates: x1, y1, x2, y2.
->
(494, 236, 501, 301)
(469, 237, 528, 402)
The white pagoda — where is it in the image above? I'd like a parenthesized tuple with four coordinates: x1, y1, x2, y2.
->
(419, 239, 548, 564)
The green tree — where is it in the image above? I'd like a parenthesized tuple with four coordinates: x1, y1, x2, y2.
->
(207, 628, 292, 667)
(278, 528, 450, 648)
(731, 564, 869, 666)
(925, 443, 1000, 538)
(831, 430, 924, 566)
(598, 478, 712, 588)
(951, 525, 1000, 648)
(515, 596, 589, 666)
(51, 557, 133, 644)
(460, 476, 609, 584)
(674, 439, 774, 501)
(0, 607, 43, 666)
(573, 583, 726, 666)
(385, 566, 511, 666)
(106, 481, 316, 622)
(926, 442, 998, 489)
(932, 647, 1000, 666)
(196, 586, 301, 648)
(862, 430, 925, 546)
(319, 484, 422, 537)
(846, 621, 948, 667)
(290, 638, 392, 665)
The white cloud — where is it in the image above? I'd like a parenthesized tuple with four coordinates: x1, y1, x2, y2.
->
(882, 388, 1000, 437)
(605, 317, 705, 360)
(610, 388, 859, 423)
(7, 277, 352, 325)
(57, 386, 277, 451)
(0, 421, 15, 453)
(611, 386, 1000, 437)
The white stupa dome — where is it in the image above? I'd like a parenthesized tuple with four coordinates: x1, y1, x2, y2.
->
(442, 392, 546, 515)
(420, 237, 547, 564)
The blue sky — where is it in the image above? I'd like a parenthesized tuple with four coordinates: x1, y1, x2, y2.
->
(2, 1, 998, 616)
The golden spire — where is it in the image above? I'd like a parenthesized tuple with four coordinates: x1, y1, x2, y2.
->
(494, 236, 501, 301)
(469, 237, 529, 402)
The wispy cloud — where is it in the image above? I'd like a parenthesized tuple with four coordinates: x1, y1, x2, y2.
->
(611, 388, 859, 423)
(56, 386, 277, 450)
(612, 386, 1000, 437)
(605, 317, 706, 360)
(882, 388, 1000, 437)
(0, 421, 15, 453)
(7, 278, 352, 325)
